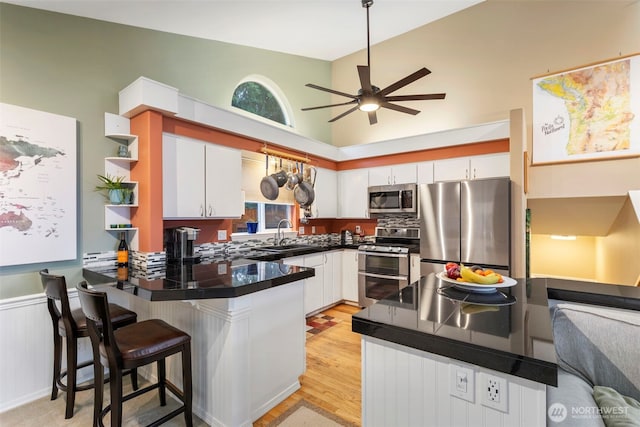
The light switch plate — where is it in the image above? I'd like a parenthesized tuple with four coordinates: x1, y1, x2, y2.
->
(449, 363, 475, 403)
(217, 230, 227, 241)
(299, 226, 305, 234)
(312, 226, 316, 234)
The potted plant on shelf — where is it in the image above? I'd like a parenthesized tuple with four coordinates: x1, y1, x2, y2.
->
(95, 174, 127, 205)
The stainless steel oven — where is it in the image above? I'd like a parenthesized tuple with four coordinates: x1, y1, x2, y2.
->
(357, 227, 419, 308)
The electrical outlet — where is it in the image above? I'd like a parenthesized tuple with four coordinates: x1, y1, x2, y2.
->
(299, 226, 305, 234)
(355, 225, 361, 234)
(312, 226, 316, 234)
(480, 372, 508, 412)
(217, 230, 227, 241)
(449, 363, 474, 403)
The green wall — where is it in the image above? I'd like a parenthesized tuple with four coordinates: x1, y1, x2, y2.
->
(0, 4, 332, 298)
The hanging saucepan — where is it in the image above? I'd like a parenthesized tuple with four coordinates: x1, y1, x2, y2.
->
(294, 164, 316, 207)
(272, 158, 288, 188)
(260, 154, 279, 200)
(286, 161, 301, 190)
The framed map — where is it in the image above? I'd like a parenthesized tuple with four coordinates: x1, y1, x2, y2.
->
(532, 54, 640, 165)
(0, 103, 77, 266)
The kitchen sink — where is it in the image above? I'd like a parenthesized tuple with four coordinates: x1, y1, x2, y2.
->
(259, 244, 317, 253)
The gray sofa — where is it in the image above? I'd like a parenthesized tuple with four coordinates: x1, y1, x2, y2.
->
(547, 302, 640, 426)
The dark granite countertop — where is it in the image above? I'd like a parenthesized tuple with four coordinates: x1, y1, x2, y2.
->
(83, 258, 314, 301)
(352, 274, 558, 386)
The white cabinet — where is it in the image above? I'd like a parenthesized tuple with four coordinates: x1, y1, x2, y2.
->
(410, 254, 421, 285)
(434, 153, 509, 182)
(303, 167, 338, 219)
(338, 169, 369, 218)
(102, 113, 139, 249)
(331, 251, 342, 306)
(341, 249, 359, 303)
(368, 164, 417, 186)
(285, 252, 337, 316)
(416, 161, 434, 184)
(163, 135, 243, 218)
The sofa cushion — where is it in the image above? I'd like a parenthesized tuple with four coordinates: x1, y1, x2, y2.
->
(592, 386, 640, 427)
(552, 304, 640, 400)
(548, 369, 606, 427)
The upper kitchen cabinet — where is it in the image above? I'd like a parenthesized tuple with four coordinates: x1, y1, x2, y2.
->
(416, 161, 434, 184)
(163, 135, 243, 219)
(368, 164, 417, 186)
(433, 153, 509, 182)
(303, 167, 338, 219)
(338, 169, 369, 218)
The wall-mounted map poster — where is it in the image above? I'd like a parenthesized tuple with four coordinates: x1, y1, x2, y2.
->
(532, 54, 639, 165)
(0, 103, 77, 266)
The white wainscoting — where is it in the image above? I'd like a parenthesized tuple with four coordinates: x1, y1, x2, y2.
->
(0, 290, 93, 413)
(361, 336, 547, 427)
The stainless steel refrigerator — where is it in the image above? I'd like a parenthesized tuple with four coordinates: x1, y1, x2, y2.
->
(419, 177, 511, 277)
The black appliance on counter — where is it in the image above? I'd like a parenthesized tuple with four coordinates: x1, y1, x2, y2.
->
(357, 227, 419, 308)
(165, 226, 201, 264)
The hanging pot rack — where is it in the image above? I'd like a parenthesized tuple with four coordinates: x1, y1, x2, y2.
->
(261, 146, 310, 164)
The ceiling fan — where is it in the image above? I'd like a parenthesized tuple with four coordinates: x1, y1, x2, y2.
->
(302, 0, 446, 125)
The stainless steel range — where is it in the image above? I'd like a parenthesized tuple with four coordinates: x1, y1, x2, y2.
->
(357, 227, 420, 308)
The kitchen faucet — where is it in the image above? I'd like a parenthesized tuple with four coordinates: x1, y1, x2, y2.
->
(276, 219, 293, 246)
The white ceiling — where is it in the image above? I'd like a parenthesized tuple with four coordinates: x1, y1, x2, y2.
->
(5, 0, 483, 60)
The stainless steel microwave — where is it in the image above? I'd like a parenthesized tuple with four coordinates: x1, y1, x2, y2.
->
(368, 183, 418, 215)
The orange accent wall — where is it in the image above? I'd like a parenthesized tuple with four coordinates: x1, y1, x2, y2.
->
(337, 139, 509, 170)
(164, 117, 339, 170)
(130, 111, 165, 252)
(130, 111, 509, 246)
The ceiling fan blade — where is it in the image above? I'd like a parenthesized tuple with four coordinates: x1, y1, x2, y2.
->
(384, 93, 446, 102)
(301, 100, 358, 111)
(306, 83, 357, 99)
(378, 68, 432, 96)
(368, 111, 378, 125)
(357, 65, 373, 92)
(328, 106, 360, 122)
(380, 101, 421, 116)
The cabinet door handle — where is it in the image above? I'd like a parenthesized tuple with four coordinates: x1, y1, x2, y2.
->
(200, 204, 204, 217)
(473, 168, 477, 179)
(208, 204, 213, 216)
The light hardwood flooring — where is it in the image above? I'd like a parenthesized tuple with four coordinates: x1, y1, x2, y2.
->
(0, 304, 362, 426)
(254, 303, 362, 426)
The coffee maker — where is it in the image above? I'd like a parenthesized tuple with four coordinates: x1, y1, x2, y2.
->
(165, 227, 201, 264)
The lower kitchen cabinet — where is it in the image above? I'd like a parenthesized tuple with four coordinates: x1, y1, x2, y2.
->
(342, 249, 359, 303)
(284, 252, 339, 316)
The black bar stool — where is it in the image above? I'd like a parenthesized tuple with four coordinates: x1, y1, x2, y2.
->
(40, 269, 138, 419)
(77, 281, 193, 427)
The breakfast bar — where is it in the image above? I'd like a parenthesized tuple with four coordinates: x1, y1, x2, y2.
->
(83, 258, 314, 427)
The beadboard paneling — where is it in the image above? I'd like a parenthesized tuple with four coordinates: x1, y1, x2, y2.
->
(0, 291, 93, 413)
(362, 336, 547, 427)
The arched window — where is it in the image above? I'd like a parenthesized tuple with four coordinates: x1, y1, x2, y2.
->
(231, 76, 292, 127)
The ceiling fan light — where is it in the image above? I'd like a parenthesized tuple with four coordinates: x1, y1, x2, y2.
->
(359, 99, 379, 112)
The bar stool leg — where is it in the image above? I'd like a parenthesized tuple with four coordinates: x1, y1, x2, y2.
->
(109, 371, 123, 427)
(157, 359, 167, 406)
(93, 363, 104, 427)
(64, 336, 78, 419)
(130, 368, 138, 390)
(182, 344, 193, 427)
(51, 331, 62, 400)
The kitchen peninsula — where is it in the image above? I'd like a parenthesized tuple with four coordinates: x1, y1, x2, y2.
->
(83, 257, 314, 427)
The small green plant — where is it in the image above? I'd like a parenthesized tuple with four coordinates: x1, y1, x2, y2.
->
(95, 174, 128, 205)
(95, 174, 126, 191)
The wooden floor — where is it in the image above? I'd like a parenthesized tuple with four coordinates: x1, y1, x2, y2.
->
(253, 303, 362, 426)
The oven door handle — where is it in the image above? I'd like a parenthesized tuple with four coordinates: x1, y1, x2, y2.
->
(358, 271, 408, 281)
(357, 251, 408, 259)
